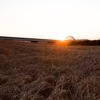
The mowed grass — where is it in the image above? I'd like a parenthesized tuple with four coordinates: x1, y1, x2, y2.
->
(0, 40, 100, 100)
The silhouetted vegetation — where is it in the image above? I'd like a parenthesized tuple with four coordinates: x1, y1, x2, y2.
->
(66, 40, 100, 46)
(0, 36, 100, 46)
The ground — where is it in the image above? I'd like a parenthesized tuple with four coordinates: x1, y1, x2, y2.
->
(0, 40, 100, 100)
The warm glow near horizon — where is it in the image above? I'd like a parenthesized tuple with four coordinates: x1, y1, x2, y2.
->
(0, 0, 100, 40)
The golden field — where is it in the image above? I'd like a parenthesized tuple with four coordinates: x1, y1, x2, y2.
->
(0, 40, 100, 100)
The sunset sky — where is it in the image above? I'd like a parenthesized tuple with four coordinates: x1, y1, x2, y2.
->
(0, 0, 100, 40)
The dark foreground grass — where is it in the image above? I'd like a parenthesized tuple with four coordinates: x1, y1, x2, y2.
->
(0, 40, 100, 100)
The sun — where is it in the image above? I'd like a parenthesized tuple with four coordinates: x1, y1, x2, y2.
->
(57, 36, 65, 41)
(59, 39, 65, 42)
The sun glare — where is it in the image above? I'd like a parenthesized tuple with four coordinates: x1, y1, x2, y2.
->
(59, 39, 65, 42)
(57, 36, 65, 41)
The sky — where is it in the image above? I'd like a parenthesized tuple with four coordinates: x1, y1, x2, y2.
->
(0, 0, 100, 40)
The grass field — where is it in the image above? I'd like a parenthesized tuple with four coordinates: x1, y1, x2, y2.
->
(0, 40, 100, 100)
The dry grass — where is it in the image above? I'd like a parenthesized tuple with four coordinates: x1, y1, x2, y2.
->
(0, 40, 100, 100)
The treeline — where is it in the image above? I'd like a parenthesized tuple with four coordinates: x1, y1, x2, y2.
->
(66, 40, 100, 46)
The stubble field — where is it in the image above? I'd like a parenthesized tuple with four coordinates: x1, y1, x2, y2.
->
(0, 40, 100, 100)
